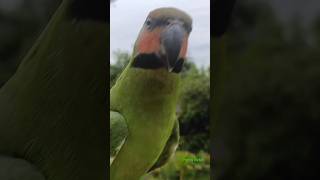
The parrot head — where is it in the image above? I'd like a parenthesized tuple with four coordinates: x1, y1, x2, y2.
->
(132, 7, 192, 73)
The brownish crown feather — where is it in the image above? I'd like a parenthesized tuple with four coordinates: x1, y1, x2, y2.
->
(148, 7, 192, 28)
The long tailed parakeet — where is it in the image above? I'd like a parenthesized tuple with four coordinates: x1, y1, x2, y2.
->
(0, 0, 108, 179)
(110, 7, 192, 179)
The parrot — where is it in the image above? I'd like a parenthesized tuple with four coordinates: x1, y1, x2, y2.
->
(0, 0, 108, 180)
(110, 7, 193, 180)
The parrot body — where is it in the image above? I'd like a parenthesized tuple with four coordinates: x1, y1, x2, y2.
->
(110, 7, 192, 180)
(0, 0, 107, 179)
(110, 68, 180, 179)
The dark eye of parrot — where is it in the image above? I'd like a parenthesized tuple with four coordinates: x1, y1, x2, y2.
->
(145, 19, 152, 26)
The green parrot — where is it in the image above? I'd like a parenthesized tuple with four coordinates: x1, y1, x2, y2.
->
(110, 7, 193, 179)
(0, 0, 108, 179)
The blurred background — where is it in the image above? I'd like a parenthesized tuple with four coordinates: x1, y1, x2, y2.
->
(213, 0, 320, 179)
(0, 0, 60, 87)
(111, 0, 210, 179)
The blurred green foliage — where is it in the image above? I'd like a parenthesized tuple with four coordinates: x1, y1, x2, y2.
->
(110, 50, 130, 87)
(213, 0, 320, 179)
(179, 63, 210, 153)
(141, 151, 210, 180)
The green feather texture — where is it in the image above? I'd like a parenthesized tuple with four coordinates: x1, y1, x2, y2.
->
(110, 7, 192, 180)
(110, 111, 128, 164)
(110, 68, 180, 180)
(0, 0, 108, 180)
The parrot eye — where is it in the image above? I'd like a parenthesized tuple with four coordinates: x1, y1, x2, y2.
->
(145, 19, 152, 26)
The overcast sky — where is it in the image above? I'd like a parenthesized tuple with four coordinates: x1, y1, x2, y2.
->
(110, 0, 210, 67)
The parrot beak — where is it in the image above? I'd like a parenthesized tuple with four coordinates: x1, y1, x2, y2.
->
(161, 23, 186, 72)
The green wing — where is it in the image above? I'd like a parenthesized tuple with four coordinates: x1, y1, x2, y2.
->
(110, 111, 128, 165)
(0, 156, 45, 180)
(148, 120, 180, 172)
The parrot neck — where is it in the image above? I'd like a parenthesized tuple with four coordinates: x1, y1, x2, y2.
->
(111, 66, 180, 113)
